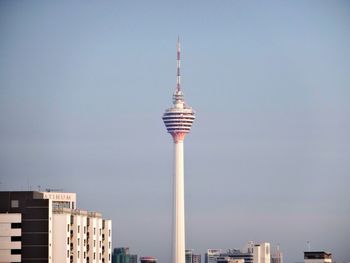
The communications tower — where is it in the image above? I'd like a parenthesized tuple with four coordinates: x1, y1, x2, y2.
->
(162, 38, 196, 263)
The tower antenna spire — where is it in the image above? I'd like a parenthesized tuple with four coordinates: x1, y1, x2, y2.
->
(176, 36, 181, 92)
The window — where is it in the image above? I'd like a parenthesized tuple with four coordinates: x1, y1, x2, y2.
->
(78, 238, 80, 246)
(99, 228, 101, 235)
(99, 253, 101, 260)
(78, 225, 80, 233)
(11, 236, 21, 242)
(67, 237, 69, 245)
(94, 240, 96, 247)
(109, 254, 111, 260)
(78, 251, 80, 258)
(11, 223, 21, 229)
(11, 249, 21, 254)
(84, 252, 86, 259)
(67, 250, 70, 258)
(109, 242, 111, 249)
(99, 241, 101, 248)
(94, 228, 96, 235)
(11, 200, 19, 208)
(84, 226, 86, 234)
(94, 253, 96, 260)
(67, 224, 69, 232)
(109, 230, 111, 237)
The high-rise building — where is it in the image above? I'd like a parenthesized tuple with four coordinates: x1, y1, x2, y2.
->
(112, 247, 137, 263)
(205, 249, 222, 263)
(271, 246, 283, 263)
(304, 252, 332, 263)
(162, 38, 196, 263)
(0, 191, 112, 263)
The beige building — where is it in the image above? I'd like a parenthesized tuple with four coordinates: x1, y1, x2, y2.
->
(0, 191, 112, 263)
(246, 242, 271, 263)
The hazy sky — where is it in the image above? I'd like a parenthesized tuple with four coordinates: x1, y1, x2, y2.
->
(0, 1, 349, 263)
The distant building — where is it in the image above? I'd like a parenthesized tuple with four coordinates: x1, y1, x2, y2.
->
(140, 256, 157, 263)
(130, 254, 138, 263)
(186, 249, 194, 263)
(205, 249, 222, 263)
(260, 243, 270, 263)
(271, 246, 283, 263)
(225, 249, 253, 263)
(0, 191, 112, 263)
(304, 252, 332, 263)
(245, 241, 270, 263)
(186, 249, 201, 263)
(217, 257, 245, 263)
(112, 247, 138, 263)
(193, 254, 202, 263)
(223, 242, 271, 263)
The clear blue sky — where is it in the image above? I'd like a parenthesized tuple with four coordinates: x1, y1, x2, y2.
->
(1, 1, 349, 263)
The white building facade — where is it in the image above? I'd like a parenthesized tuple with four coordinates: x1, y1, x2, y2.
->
(246, 242, 270, 263)
(52, 208, 112, 263)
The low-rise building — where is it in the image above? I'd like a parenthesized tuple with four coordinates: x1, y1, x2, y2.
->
(304, 252, 332, 263)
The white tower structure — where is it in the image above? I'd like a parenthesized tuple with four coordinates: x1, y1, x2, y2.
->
(163, 38, 196, 263)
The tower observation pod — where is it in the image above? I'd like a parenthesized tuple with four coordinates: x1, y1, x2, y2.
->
(162, 38, 195, 263)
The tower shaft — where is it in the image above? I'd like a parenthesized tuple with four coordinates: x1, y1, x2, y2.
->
(173, 139, 185, 263)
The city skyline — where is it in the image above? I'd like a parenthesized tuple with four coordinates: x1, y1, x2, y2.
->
(0, 1, 349, 263)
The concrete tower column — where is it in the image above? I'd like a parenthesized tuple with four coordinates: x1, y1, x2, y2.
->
(173, 137, 185, 263)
